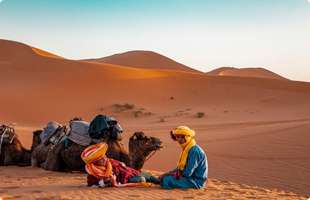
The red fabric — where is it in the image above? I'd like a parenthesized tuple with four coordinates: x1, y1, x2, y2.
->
(109, 159, 140, 184)
(87, 174, 100, 186)
(171, 170, 181, 180)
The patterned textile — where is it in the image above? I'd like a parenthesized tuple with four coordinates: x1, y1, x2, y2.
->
(67, 120, 91, 146)
(109, 159, 140, 184)
(41, 121, 61, 143)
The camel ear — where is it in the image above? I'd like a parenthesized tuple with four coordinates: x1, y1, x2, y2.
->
(134, 131, 145, 139)
(33, 130, 42, 136)
(139, 132, 145, 137)
(131, 134, 137, 140)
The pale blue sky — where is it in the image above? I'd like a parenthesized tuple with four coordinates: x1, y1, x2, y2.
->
(0, 0, 309, 81)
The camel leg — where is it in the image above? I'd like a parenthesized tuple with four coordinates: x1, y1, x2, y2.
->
(42, 143, 64, 171)
(3, 145, 23, 165)
(18, 150, 31, 166)
(31, 152, 39, 167)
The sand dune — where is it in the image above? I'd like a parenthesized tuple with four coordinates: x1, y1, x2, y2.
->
(1, 39, 310, 197)
(82, 50, 201, 73)
(1, 39, 309, 125)
(207, 67, 288, 80)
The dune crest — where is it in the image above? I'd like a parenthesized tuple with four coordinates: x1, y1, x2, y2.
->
(31, 47, 64, 59)
(82, 50, 201, 73)
(207, 67, 288, 80)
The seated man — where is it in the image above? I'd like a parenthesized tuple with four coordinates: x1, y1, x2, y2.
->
(160, 126, 208, 189)
(81, 142, 158, 187)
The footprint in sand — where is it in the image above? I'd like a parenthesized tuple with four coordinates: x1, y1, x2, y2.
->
(183, 196, 195, 199)
(196, 192, 206, 196)
(30, 190, 43, 194)
(128, 194, 141, 198)
(35, 196, 60, 200)
(0, 194, 22, 199)
(1, 186, 20, 190)
(160, 198, 178, 200)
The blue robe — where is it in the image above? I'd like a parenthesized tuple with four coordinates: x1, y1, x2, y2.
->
(161, 145, 208, 189)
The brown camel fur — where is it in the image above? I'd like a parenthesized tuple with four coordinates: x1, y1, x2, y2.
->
(32, 130, 162, 172)
(129, 131, 163, 170)
(0, 125, 32, 166)
(31, 127, 66, 169)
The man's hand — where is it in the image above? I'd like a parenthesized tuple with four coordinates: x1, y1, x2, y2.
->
(111, 175, 117, 187)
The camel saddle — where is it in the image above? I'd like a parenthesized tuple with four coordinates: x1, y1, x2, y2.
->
(67, 120, 92, 146)
(41, 121, 62, 144)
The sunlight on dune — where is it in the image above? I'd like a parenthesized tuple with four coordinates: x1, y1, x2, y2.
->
(31, 47, 64, 59)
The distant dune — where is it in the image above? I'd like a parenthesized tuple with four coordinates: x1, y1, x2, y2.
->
(207, 67, 288, 80)
(82, 50, 201, 73)
(1, 39, 310, 196)
(1, 39, 308, 125)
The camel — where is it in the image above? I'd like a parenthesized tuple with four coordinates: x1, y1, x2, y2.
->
(0, 125, 34, 166)
(31, 126, 67, 169)
(32, 130, 163, 172)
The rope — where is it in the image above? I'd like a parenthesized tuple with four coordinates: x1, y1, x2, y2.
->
(0, 127, 8, 156)
(0, 126, 16, 156)
(144, 150, 157, 163)
(9, 130, 16, 144)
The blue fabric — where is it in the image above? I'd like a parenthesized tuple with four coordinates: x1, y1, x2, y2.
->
(128, 172, 160, 184)
(161, 175, 195, 189)
(161, 145, 208, 189)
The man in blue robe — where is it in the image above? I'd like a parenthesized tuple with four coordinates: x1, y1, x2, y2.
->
(160, 126, 208, 189)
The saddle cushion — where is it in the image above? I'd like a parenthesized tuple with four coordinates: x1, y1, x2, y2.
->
(67, 120, 91, 146)
(41, 121, 61, 143)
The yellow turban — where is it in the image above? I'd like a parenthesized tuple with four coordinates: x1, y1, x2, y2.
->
(171, 126, 195, 138)
(81, 142, 108, 164)
(171, 126, 196, 171)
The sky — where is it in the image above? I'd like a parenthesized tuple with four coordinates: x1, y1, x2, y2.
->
(0, 0, 309, 81)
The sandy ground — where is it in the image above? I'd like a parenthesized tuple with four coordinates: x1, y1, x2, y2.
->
(0, 167, 307, 200)
(12, 118, 310, 198)
(1, 39, 310, 199)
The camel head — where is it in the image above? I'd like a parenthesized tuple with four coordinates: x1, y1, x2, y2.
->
(31, 130, 43, 152)
(0, 125, 16, 145)
(129, 131, 163, 170)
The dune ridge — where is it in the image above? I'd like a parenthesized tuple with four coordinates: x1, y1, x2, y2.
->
(207, 67, 288, 80)
(82, 50, 201, 73)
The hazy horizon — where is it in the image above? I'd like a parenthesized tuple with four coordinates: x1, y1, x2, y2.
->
(0, 0, 309, 82)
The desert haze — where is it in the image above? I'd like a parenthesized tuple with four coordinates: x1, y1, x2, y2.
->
(0, 39, 310, 199)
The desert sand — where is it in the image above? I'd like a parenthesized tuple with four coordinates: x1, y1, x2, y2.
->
(1, 39, 310, 199)
(0, 167, 307, 200)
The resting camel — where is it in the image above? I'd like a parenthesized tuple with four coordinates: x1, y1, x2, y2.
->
(0, 125, 40, 166)
(32, 129, 163, 172)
